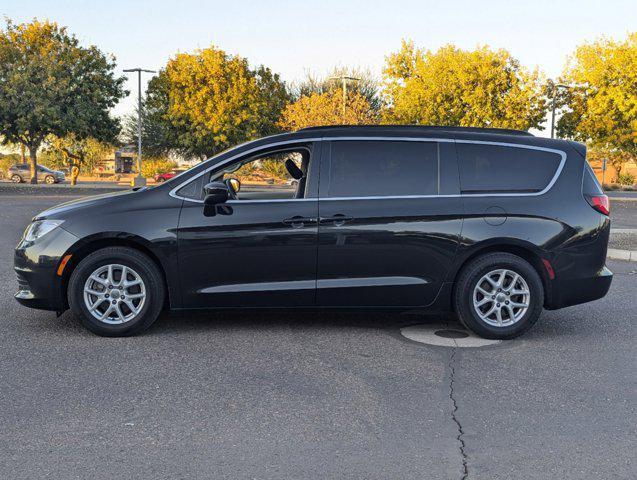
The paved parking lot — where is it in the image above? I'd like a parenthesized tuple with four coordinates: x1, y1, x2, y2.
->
(1, 194, 635, 479)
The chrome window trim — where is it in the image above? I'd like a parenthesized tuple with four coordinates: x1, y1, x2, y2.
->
(169, 136, 567, 203)
(226, 198, 317, 204)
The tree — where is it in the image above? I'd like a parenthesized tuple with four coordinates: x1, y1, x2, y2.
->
(0, 19, 126, 183)
(43, 135, 113, 183)
(557, 33, 637, 161)
(142, 46, 290, 160)
(278, 90, 378, 131)
(382, 40, 547, 130)
(291, 67, 384, 112)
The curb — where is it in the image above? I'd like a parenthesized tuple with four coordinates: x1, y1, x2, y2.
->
(607, 248, 637, 262)
(0, 184, 127, 196)
(609, 197, 637, 202)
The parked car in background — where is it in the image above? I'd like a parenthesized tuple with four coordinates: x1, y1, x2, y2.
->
(8, 164, 66, 184)
(154, 168, 186, 183)
(14, 126, 612, 338)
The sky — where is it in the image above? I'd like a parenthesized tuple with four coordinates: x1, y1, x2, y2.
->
(2, 0, 636, 137)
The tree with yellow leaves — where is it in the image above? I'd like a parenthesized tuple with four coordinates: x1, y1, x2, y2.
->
(557, 33, 637, 160)
(382, 40, 547, 130)
(143, 46, 289, 159)
(278, 90, 378, 131)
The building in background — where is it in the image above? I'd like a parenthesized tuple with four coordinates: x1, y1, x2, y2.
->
(93, 146, 136, 176)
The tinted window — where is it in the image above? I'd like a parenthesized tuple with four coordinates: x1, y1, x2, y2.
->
(582, 162, 604, 195)
(329, 141, 438, 197)
(457, 144, 561, 193)
(176, 174, 204, 199)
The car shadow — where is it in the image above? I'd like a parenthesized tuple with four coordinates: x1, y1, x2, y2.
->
(145, 309, 455, 336)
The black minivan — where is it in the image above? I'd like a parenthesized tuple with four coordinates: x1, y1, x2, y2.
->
(14, 126, 612, 338)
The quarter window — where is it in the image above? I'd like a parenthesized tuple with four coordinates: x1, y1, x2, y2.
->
(457, 143, 562, 193)
(328, 141, 439, 197)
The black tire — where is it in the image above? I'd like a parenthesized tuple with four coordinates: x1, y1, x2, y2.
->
(157, 177, 165, 183)
(11, 174, 22, 183)
(68, 247, 165, 336)
(44, 175, 55, 184)
(454, 253, 544, 339)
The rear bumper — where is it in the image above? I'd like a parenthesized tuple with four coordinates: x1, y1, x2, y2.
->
(545, 265, 613, 310)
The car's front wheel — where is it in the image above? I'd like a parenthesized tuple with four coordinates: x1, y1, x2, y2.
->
(454, 252, 544, 339)
(11, 174, 22, 183)
(68, 247, 165, 336)
(44, 175, 55, 184)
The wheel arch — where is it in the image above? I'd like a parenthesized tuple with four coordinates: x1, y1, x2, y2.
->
(60, 234, 173, 311)
(449, 240, 552, 308)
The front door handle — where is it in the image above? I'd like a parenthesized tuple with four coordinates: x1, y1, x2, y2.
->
(319, 214, 353, 226)
(282, 216, 317, 228)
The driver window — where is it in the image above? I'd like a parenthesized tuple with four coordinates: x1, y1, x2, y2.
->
(212, 148, 310, 201)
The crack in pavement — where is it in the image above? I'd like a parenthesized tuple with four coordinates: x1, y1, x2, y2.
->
(449, 347, 469, 479)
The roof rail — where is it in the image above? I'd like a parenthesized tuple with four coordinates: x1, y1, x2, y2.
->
(298, 125, 534, 137)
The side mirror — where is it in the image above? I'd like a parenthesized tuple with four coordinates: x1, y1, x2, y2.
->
(227, 177, 241, 194)
(203, 181, 229, 206)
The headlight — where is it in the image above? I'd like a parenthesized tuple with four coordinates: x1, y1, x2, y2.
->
(23, 220, 64, 242)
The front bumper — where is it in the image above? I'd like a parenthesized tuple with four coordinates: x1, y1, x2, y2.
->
(14, 227, 80, 311)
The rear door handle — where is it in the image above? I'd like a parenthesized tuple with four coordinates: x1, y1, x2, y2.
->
(319, 214, 353, 226)
(282, 216, 317, 228)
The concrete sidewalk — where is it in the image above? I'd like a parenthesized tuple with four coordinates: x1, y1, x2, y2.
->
(608, 228, 637, 262)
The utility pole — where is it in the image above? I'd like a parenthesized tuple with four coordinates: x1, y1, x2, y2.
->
(550, 82, 570, 139)
(123, 67, 156, 187)
(329, 75, 360, 122)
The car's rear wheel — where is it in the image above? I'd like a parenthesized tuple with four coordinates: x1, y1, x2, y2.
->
(157, 177, 165, 183)
(68, 247, 165, 336)
(11, 174, 22, 183)
(44, 175, 55, 184)
(454, 253, 544, 339)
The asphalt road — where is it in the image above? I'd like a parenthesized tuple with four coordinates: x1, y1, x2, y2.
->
(0, 194, 635, 480)
(610, 199, 637, 229)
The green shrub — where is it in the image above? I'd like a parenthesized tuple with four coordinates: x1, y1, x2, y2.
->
(617, 172, 635, 186)
(141, 158, 177, 178)
(0, 157, 13, 178)
(259, 159, 288, 179)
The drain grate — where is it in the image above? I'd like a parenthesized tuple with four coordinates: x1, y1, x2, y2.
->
(434, 329, 470, 339)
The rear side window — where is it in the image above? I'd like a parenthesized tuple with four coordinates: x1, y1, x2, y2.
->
(457, 143, 562, 193)
(582, 162, 604, 195)
(328, 141, 438, 197)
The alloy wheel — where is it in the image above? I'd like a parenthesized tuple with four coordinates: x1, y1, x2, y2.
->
(83, 264, 146, 324)
(472, 268, 530, 327)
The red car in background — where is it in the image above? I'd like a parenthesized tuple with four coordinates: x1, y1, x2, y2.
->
(154, 169, 186, 183)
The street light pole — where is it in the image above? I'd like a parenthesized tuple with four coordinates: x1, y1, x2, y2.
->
(123, 67, 156, 187)
(550, 82, 570, 139)
(329, 75, 361, 122)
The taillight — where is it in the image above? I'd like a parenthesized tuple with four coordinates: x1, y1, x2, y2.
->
(585, 194, 610, 216)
